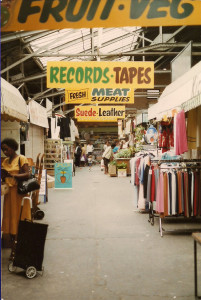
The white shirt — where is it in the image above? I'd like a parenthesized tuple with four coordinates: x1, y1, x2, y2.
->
(86, 144, 94, 154)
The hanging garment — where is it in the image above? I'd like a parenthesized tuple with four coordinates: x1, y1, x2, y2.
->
(143, 164, 150, 198)
(163, 173, 168, 216)
(150, 166, 155, 203)
(184, 172, 189, 217)
(175, 110, 188, 155)
(177, 171, 183, 214)
(154, 168, 160, 202)
(135, 158, 141, 186)
(191, 172, 194, 216)
(187, 109, 197, 149)
(171, 172, 177, 215)
(138, 183, 146, 210)
(156, 172, 164, 213)
(59, 117, 71, 140)
(168, 172, 172, 215)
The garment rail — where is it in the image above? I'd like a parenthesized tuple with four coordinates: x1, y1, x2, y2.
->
(148, 159, 201, 237)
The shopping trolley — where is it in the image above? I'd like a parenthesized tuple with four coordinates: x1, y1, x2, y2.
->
(8, 195, 48, 279)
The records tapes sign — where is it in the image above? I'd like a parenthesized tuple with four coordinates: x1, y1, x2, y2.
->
(47, 61, 154, 104)
(47, 61, 154, 89)
(1, 0, 201, 31)
(75, 106, 125, 122)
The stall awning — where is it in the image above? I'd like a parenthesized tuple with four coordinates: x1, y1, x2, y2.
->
(148, 61, 201, 120)
(1, 77, 28, 122)
(28, 100, 49, 128)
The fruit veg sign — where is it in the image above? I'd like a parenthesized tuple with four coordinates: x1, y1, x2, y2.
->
(1, 0, 201, 31)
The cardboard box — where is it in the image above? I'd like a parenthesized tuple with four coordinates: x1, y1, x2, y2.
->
(117, 169, 127, 177)
(109, 165, 117, 177)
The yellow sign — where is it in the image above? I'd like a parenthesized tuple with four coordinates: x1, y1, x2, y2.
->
(65, 87, 134, 104)
(1, 0, 201, 31)
(74, 105, 125, 122)
(47, 61, 154, 89)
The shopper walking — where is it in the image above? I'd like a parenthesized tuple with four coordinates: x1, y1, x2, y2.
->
(74, 143, 82, 167)
(102, 141, 113, 174)
(86, 141, 94, 161)
(80, 143, 87, 166)
(1, 138, 31, 260)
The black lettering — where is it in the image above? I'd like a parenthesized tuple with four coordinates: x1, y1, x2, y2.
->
(147, 0, 169, 19)
(100, 0, 115, 20)
(66, 0, 90, 22)
(170, 0, 194, 19)
(130, 0, 149, 19)
(40, 0, 66, 23)
(87, 0, 101, 21)
(18, 0, 41, 23)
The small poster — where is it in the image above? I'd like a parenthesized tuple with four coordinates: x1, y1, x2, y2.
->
(55, 162, 72, 189)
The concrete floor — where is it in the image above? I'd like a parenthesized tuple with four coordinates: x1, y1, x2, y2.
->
(1, 165, 201, 300)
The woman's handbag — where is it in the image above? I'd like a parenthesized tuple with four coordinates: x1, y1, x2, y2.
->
(17, 157, 40, 195)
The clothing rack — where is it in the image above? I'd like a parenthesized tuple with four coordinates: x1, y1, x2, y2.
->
(148, 159, 201, 237)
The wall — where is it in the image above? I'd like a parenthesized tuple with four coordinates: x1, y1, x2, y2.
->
(25, 124, 44, 163)
(1, 120, 20, 155)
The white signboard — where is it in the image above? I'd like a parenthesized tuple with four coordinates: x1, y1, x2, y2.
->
(28, 100, 49, 128)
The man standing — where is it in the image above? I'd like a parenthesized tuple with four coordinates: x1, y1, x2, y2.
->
(74, 143, 82, 167)
(86, 141, 94, 157)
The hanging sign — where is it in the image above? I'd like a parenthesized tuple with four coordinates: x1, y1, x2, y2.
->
(47, 61, 154, 89)
(1, 0, 201, 31)
(54, 162, 72, 189)
(65, 87, 134, 104)
(75, 105, 125, 122)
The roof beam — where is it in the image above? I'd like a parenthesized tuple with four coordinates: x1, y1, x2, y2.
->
(1, 30, 46, 43)
(19, 51, 201, 57)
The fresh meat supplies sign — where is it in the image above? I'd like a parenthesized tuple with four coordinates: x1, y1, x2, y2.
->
(1, 0, 201, 30)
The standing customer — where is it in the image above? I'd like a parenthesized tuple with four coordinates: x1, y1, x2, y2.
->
(74, 143, 82, 167)
(86, 141, 94, 159)
(1, 138, 31, 260)
(102, 141, 113, 174)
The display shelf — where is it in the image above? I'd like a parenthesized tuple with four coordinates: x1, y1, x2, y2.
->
(44, 139, 62, 175)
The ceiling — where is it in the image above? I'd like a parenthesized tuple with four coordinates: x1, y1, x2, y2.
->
(1, 25, 201, 127)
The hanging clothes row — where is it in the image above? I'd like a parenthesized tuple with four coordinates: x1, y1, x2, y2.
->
(155, 167, 201, 217)
(47, 116, 78, 141)
(130, 151, 157, 211)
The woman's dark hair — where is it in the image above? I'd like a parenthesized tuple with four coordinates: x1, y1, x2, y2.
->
(1, 138, 19, 151)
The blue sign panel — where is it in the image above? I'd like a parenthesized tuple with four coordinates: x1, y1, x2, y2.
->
(54, 163, 72, 189)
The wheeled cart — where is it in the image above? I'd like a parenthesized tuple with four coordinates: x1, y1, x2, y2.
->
(8, 196, 48, 279)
